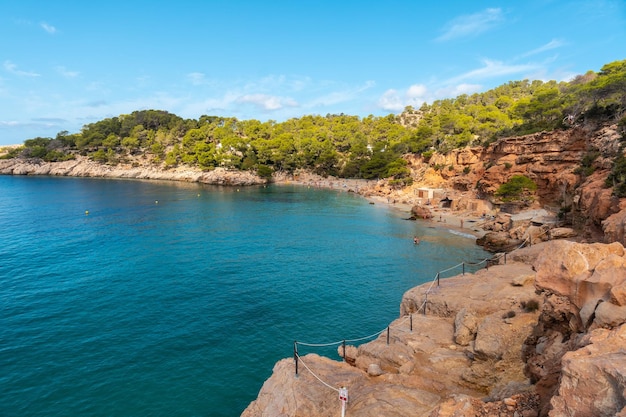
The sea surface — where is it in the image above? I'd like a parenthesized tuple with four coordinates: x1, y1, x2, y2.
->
(0, 176, 489, 417)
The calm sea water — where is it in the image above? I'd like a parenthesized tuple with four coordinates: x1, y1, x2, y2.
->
(0, 176, 489, 417)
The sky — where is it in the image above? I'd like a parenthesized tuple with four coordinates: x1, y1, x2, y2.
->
(0, 0, 625, 146)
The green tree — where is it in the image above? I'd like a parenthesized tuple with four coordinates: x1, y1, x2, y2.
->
(495, 175, 537, 202)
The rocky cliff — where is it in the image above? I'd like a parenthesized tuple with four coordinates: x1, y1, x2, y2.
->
(242, 240, 626, 416)
(0, 156, 266, 186)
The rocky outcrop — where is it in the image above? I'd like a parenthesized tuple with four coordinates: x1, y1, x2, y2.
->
(244, 240, 626, 416)
(243, 247, 546, 416)
(524, 240, 626, 416)
(0, 157, 266, 186)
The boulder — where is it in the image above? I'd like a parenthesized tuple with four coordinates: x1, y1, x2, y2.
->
(549, 325, 626, 417)
(454, 308, 478, 346)
(410, 204, 433, 220)
(534, 240, 625, 308)
(549, 227, 577, 239)
(476, 231, 523, 252)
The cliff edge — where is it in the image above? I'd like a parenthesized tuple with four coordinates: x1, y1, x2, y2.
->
(242, 240, 626, 416)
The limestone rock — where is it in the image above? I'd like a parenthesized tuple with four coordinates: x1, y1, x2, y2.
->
(593, 301, 626, 328)
(511, 274, 534, 287)
(410, 204, 433, 220)
(367, 363, 384, 376)
(549, 325, 626, 417)
(454, 308, 478, 346)
(476, 231, 523, 252)
(533, 240, 625, 308)
(474, 314, 508, 360)
(549, 227, 577, 239)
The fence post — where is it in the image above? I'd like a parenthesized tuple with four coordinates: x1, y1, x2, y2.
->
(462, 262, 465, 275)
(410, 313, 413, 332)
(387, 326, 390, 345)
(436, 272, 440, 287)
(342, 340, 346, 359)
(294, 341, 298, 376)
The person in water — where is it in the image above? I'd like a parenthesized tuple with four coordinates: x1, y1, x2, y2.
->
(413, 236, 420, 244)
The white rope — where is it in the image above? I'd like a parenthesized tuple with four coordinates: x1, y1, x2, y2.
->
(297, 340, 344, 347)
(296, 353, 340, 393)
(345, 327, 386, 343)
(295, 229, 552, 349)
(438, 262, 464, 274)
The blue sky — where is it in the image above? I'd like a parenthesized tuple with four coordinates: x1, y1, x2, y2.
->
(0, 1, 624, 145)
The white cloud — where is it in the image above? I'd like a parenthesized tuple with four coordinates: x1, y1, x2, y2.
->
(187, 72, 207, 86)
(3, 61, 40, 77)
(435, 83, 483, 98)
(378, 89, 406, 112)
(305, 80, 375, 108)
(520, 39, 565, 58)
(436, 8, 503, 41)
(56, 66, 79, 78)
(40, 22, 57, 34)
(236, 94, 298, 111)
(446, 59, 538, 83)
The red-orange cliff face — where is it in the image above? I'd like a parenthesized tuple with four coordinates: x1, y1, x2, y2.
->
(404, 122, 624, 242)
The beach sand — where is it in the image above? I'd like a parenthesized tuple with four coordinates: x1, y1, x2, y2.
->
(274, 172, 487, 239)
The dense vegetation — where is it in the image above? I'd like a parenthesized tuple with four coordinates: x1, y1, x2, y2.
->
(3, 59, 626, 191)
(495, 175, 538, 203)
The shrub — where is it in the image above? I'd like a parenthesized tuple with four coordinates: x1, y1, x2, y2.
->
(521, 299, 540, 312)
(495, 175, 537, 202)
(502, 310, 516, 319)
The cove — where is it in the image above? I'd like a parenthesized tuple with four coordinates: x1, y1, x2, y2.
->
(0, 176, 489, 416)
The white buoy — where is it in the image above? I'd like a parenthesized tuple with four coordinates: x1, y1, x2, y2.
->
(155, 200, 158, 204)
(85, 210, 89, 216)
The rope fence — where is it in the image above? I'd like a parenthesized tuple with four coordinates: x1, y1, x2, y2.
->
(291, 225, 553, 414)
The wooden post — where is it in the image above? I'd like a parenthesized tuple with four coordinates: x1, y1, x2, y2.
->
(294, 341, 298, 376)
(410, 314, 413, 332)
(387, 326, 390, 345)
(504, 252, 507, 264)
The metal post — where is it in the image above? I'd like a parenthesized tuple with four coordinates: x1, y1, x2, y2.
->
(294, 341, 298, 376)
(386, 326, 390, 345)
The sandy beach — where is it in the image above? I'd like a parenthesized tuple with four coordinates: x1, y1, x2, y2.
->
(274, 172, 488, 239)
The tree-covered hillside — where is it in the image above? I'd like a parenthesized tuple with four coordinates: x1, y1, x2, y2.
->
(4, 60, 626, 187)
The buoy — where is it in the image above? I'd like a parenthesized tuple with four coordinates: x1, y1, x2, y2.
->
(237, 189, 240, 192)
(197, 194, 200, 197)
(155, 200, 159, 204)
(85, 210, 89, 215)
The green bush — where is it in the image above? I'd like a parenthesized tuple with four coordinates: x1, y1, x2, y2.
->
(495, 175, 537, 202)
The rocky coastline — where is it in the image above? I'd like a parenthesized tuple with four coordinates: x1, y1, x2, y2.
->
(3, 121, 626, 416)
(242, 240, 626, 417)
(0, 156, 266, 186)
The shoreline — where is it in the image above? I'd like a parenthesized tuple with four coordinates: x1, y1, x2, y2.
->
(1, 156, 489, 239)
(273, 172, 488, 239)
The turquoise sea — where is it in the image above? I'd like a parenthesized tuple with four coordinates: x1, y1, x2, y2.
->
(0, 176, 489, 416)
